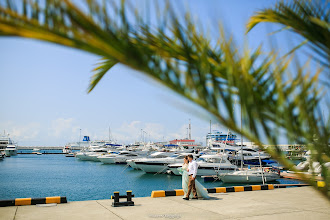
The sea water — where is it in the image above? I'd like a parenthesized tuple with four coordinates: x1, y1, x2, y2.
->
(0, 152, 301, 201)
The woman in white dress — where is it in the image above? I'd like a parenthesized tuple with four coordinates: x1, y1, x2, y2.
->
(178, 156, 210, 199)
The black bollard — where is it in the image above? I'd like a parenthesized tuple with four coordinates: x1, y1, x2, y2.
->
(113, 191, 119, 203)
(127, 191, 132, 202)
(112, 191, 134, 207)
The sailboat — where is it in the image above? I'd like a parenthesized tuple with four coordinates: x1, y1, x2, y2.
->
(219, 103, 280, 183)
(219, 167, 280, 183)
(219, 152, 280, 183)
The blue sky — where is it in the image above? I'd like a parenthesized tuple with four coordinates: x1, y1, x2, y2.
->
(0, 0, 324, 146)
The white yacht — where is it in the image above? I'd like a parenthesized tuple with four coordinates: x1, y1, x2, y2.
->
(229, 149, 270, 165)
(135, 153, 199, 173)
(62, 145, 72, 154)
(0, 132, 17, 156)
(168, 154, 237, 176)
(75, 146, 108, 161)
(4, 145, 18, 156)
(98, 151, 145, 164)
(219, 167, 280, 183)
(127, 152, 174, 170)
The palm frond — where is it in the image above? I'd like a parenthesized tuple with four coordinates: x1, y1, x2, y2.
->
(247, 0, 330, 69)
(88, 58, 118, 93)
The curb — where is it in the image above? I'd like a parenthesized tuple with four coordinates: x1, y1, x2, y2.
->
(273, 184, 309, 188)
(0, 197, 67, 207)
(151, 184, 274, 198)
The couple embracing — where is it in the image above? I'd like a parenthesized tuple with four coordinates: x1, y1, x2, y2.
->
(179, 154, 209, 200)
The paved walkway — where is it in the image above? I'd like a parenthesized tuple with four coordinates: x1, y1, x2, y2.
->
(1, 187, 329, 220)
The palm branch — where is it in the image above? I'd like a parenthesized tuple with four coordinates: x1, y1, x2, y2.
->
(247, 0, 330, 70)
(0, 0, 328, 199)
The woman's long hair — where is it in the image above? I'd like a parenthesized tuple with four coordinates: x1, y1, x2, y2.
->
(184, 155, 189, 164)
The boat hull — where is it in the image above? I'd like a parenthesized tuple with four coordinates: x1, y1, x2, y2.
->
(220, 173, 279, 183)
(98, 157, 117, 164)
(127, 160, 139, 169)
(135, 162, 169, 173)
(76, 153, 94, 161)
(4, 150, 17, 156)
(168, 167, 236, 176)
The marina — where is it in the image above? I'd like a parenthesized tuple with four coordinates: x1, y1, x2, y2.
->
(0, 130, 321, 202)
(0, 150, 302, 202)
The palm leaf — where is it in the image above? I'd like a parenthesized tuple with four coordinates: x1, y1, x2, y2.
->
(247, 0, 330, 69)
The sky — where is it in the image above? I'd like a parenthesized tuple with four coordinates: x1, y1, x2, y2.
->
(0, 0, 325, 146)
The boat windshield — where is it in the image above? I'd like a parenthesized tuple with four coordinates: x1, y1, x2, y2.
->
(196, 158, 206, 162)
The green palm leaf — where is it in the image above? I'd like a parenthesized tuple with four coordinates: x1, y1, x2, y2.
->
(247, 0, 330, 68)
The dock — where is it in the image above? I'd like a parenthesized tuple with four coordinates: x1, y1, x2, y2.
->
(1, 187, 329, 220)
(281, 171, 324, 181)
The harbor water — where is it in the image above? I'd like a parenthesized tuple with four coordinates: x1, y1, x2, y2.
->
(0, 151, 301, 201)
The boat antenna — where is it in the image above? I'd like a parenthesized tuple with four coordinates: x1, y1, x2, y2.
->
(210, 120, 211, 133)
(189, 119, 191, 140)
(108, 126, 111, 141)
(79, 129, 81, 149)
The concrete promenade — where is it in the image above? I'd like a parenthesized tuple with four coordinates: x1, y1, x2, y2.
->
(1, 187, 329, 220)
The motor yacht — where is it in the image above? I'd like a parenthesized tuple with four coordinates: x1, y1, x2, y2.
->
(168, 154, 237, 176)
(98, 151, 146, 164)
(75, 146, 108, 161)
(134, 153, 199, 173)
(229, 149, 270, 165)
(4, 145, 17, 156)
(62, 145, 72, 154)
(127, 152, 174, 169)
(0, 132, 17, 156)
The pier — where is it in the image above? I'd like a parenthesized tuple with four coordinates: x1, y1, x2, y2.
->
(1, 187, 329, 220)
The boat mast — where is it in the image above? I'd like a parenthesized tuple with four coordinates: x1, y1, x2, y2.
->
(108, 126, 111, 142)
(189, 119, 191, 140)
(79, 129, 81, 149)
(259, 152, 265, 184)
(241, 104, 243, 170)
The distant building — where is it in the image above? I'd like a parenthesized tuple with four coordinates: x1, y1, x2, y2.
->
(169, 139, 201, 149)
(206, 130, 237, 147)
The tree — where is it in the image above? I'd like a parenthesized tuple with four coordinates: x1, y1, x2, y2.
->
(0, 0, 328, 199)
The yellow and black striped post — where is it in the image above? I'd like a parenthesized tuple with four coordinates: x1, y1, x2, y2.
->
(0, 196, 67, 207)
(151, 185, 276, 198)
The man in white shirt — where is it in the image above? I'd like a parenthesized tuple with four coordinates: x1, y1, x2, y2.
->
(184, 154, 198, 200)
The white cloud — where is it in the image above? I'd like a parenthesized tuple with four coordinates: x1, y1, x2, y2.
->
(49, 118, 80, 142)
(113, 121, 166, 143)
(0, 121, 41, 145)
